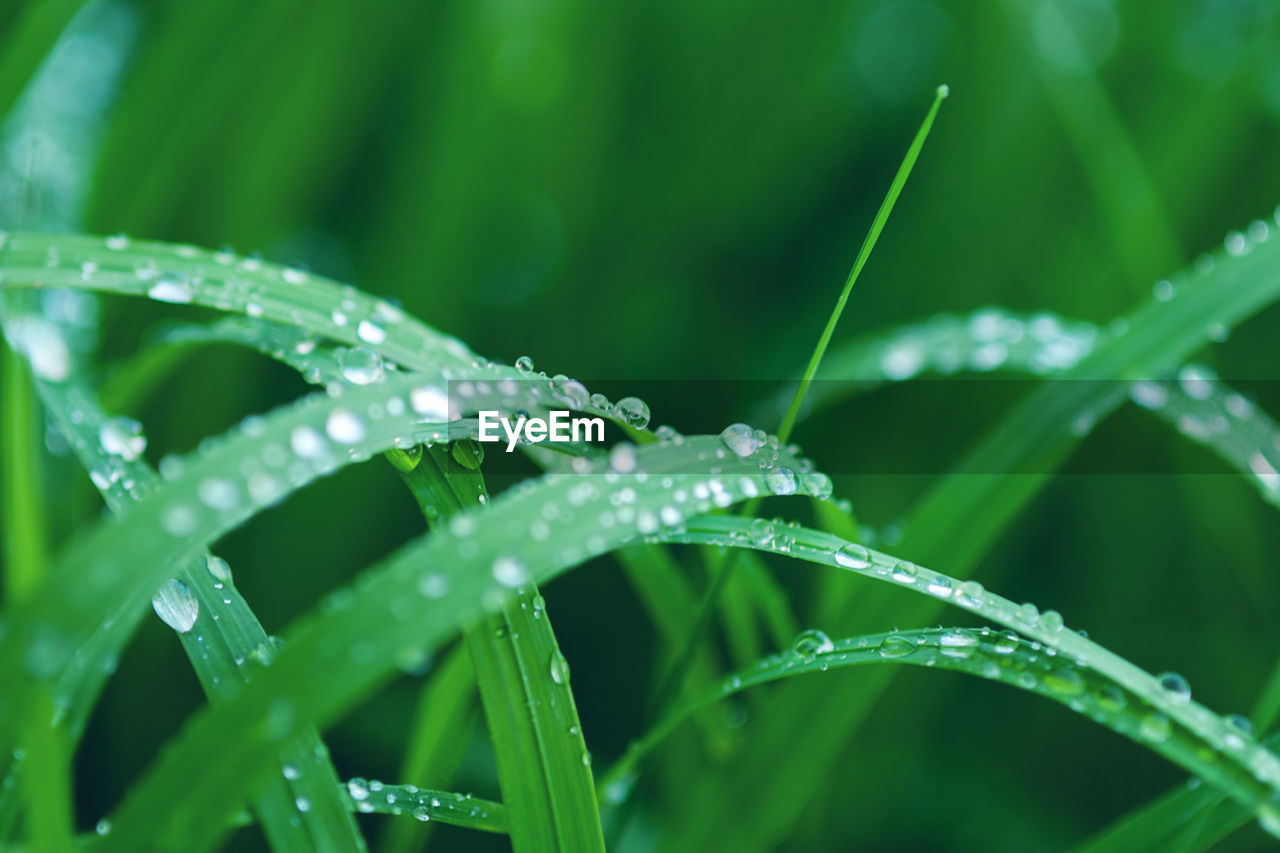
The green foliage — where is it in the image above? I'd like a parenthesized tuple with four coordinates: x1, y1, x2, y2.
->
(3, 3, 1280, 851)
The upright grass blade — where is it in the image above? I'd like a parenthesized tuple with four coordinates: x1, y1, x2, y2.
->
(653, 83, 948, 718)
(393, 445, 604, 852)
(0, 334, 46, 603)
(0, 0, 89, 126)
(776, 83, 949, 441)
(19, 693, 73, 853)
(379, 645, 478, 853)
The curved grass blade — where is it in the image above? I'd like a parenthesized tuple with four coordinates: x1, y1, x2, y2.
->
(685, 220, 1280, 848)
(81, 437, 821, 853)
(342, 780, 507, 835)
(599, 625, 1246, 814)
(0, 298, 365, 851)
(652, 515, 1280, 832)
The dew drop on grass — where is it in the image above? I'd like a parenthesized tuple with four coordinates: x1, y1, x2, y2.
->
(801, 471, 833, 499)
(552, 377, 590, 409)
(206, 555, 232, 584)
(891, 561, 918, 584)
(410, 385, 449, 420)
(720, 423, 762, 458)
(413, 806, 431, 822)
(339, 346, 384, 385)
(152, 578, 198, 634)
(105, 233, 128, 250)
(1138, 713, 1171, 744)
(748, 518, 775, 545)
(549, 651, 571, 685)
(148, 271, 194, 304)
(290, 425, 326, 459)
(356, 319, 387, 344)
(95, 819, 111, 836)
(609, 443, 639, 473)
(926, 576, 953, 598)
(492, 556, 529, 588)
(326, 408, 365, 444)
(515, 355, 535, 374)
(1043, 667, 1085, 697)
(1158, 672, 1192, 703)
(295, 797, 311, 813)
(793, 629, 835, 659)
(100, 417, 146, 461)
(347, 778, 370, 801)
(878, 635, 915, 658)
(1038, 610, 1064, 632)
(282, 763, 300, 780)
(616, 396, 651, 429)
(765, 466, 798, 495)
(833, 543, 871, 569)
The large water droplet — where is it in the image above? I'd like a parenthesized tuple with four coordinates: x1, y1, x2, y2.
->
(340, 346, 384, 385)
(515, 355, 535, 374)
(1043, 667, 1085, 697)
(1158, 672, 1191, 703)
(793, 628, 835, 659)
(765, 467, 798, 496)
(206, 555, 232, 584)
(616, 397, 651, 429)
(549, 651, 571, 685)
(720, 423, 763, 458)
(326, 409, 366, 444)
(833, 543, 871, 569)
(878, 635, 915, 658)
(100, 417, 146, 461)
(152, 578, 198, 633)
(148, 271, 194, 304)
(356, 319, 387, 345)
(492, 556, 529, 588)
(1138, 713, 1171, 744)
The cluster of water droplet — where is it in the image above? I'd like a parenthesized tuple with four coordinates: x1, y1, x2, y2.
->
(1129, 364, 1280, 498)
(344, 777, 493, 824)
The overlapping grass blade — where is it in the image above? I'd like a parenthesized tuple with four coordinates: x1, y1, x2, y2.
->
(393, 445, 603, 851)
(671, 219, 1280, 851)
(79, 437, 821, 852)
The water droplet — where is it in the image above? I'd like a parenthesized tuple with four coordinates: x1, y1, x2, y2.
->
(926, 576, 953, 598)
(833, 543, 871, 569)
(552, 378, 589, 409)
(616, 397, 651, 429)
(720, 423, 763, 458)
(493, 556, 529, 588)
(609, 443, 639, 473)
(100, 417, 146, 461)
(410, 386, 449, 421)
(290, 425, 326, 459)
(282, 763, 300, 780)
(206, 555, 232, 584)
(891, 561, 918, 584)
(1158, 672, 1191, 703)
(549, 651, 571, 685)
(413, 806, 431, 822)
(347, 778, 370, 801)
(955, 580, 984, 607)
(105, 234, 129, 251)
(148, 271, 194, 304)
(515, 355, 535, 374)
(1039, 610, 1064, 633)
(1225, 714, 1253, 735)
(340, 346, 384, 385)
(939, 630, 978, 656)
(765, 467, 798, 496)
(295, 797, 311, 812)
(357, 319, 386, 344)
(793, 628, 835, 659)
(1043, 667, 1086, 697)
(1138, 712, 1171, 744)
(152, 579, 198, 633)
(326, 409, 365, 444)
(95, 819, 111, 836)
(801, 471, 833, 499)
(878, 635, 915, 658)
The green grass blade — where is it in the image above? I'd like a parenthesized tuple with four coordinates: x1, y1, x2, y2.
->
(2, 354, 365, 851)
(70, 436, 819, 853)
(19, 693, 73, 853)
(776, 83, 948, 443)
(379, 645, 478, 853)
(394, 445, 604, 851)
(342, 782, 507, 835)
(1, 332, 46, 603)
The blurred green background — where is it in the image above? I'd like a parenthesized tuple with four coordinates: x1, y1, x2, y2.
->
(4, 0, 1280, 849)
